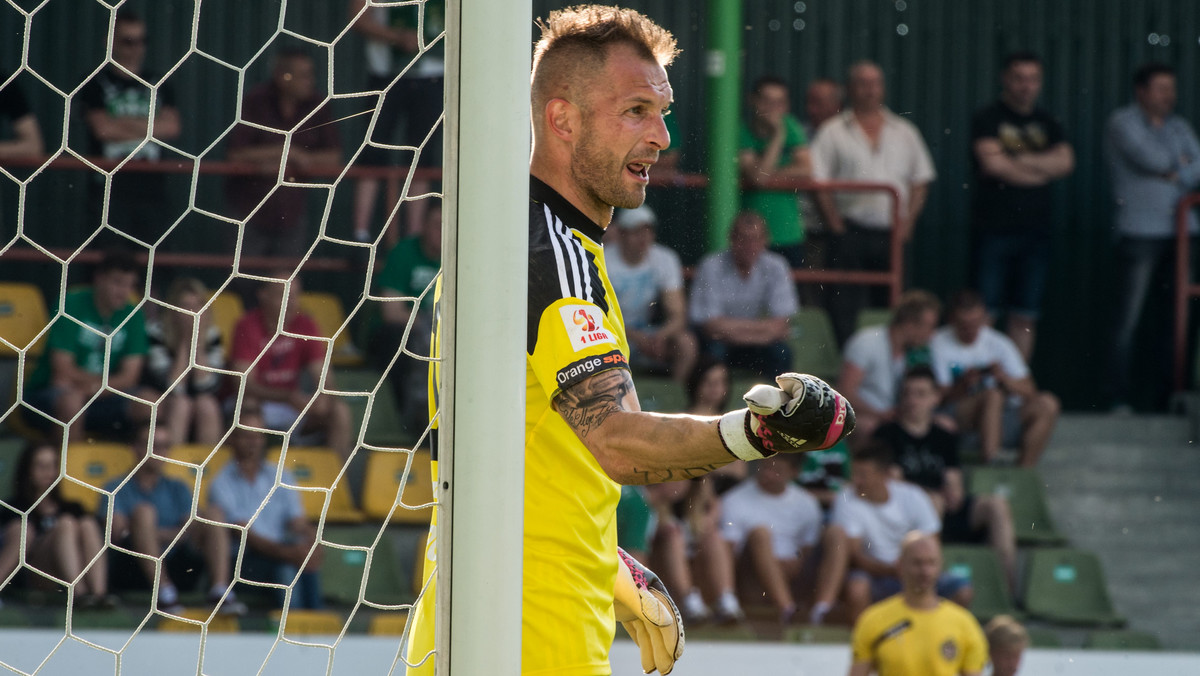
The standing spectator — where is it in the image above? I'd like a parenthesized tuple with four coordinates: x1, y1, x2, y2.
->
(828, 441, 971, 622)
(738, 76, 812, 268)
(875, 367, 1018, 594)
(607, 205, 698, 384)
(0, 442, 114, 609)
(800, 77, 844, 277)
(720, 454, 822, 624)
(24, 249, 156, 443)
(985, 615, 1030, 676)
(1103, 62, 1200, 412)
(0, 69, 44, 159)
(79, 9, 181, 244)
(930, 290, 1059, 467)
(348, 0, 444, 247)
(971, 51, 1074, 362)
(811, 61, 937, 347)
(226, 48, 341, 258)
(689, 210, 799, 379)
(370, 201, 441, 431)
(102, 424, 244, 616)
(837, 289, 942, 441)
(144, 277, 224, 446)
(847, 533, 988, 676)
(230, 274, 353, 459)
(209, 408, 322, 609)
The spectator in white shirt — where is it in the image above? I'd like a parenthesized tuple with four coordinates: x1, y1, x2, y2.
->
(811, 60, 937, 348)
(607, 205, 698, 384)
(930, 290, 1060, 466)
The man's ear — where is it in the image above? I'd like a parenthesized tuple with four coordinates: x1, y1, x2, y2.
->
(545, 98, 579, 143)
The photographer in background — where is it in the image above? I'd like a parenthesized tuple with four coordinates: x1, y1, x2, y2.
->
(930, 290, 1059, 466)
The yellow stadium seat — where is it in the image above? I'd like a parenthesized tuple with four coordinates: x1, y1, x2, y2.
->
(158, 444, 232, 511)
(270, 608, 344, 636)
(206, 291, 244, 354)
(62, 442, 136, 512)
(0, 282, 50, 358)
(362, 449, 433, 523)
(267, 445, 363, 523)
(368, 610, 411, 636)
(298, 291, 363, 367)
(157, 608, 239, 633)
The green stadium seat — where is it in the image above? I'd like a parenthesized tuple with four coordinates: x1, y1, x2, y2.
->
(1025, 626, 1063, 648)
(635, 376, 686, 413)
(968, 467, 1066, 546)
(941, 545, 1020, 622)
(855, 307, 892, 331)
(321, 524, 414, 607)
(1084, 628, 1162, 651)
(789, 308, 841, 381)
(0, 436, 25, 503)
(1022, 548, 1126, 627)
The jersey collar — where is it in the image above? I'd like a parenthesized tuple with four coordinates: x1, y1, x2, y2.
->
(530, 175, 607, 244)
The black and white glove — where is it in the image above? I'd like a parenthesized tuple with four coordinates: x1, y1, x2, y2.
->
(717, 373, 855, 461)
(614, 547, 685, 675)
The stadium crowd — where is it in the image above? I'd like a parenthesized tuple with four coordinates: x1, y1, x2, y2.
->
(0, 6, 1193, 671)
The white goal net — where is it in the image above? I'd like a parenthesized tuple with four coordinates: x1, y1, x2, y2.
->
(0, 1, 527, 674)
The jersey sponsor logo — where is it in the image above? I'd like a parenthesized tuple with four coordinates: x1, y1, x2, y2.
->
(560, 304, 616, 352)
(556, 350, 627, 388)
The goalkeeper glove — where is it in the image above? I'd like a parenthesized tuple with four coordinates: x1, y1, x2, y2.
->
(614, 547, 685, 675)
(717, 372, 855, 461)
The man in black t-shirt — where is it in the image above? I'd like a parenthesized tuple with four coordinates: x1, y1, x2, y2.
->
(874, 366, 1018, 596)
(970, 51, 1074, 363)
(78, 9, 181, 245)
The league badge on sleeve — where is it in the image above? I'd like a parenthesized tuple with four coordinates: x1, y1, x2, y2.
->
(560, 304, 616, 352)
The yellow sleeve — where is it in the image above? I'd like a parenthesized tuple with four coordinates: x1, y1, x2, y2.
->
(529, 297, 628, 401)
(961, 612, 989, 673)
(849, 609, 877, 665)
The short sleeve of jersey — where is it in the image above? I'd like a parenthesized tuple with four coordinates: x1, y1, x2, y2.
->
(961, 610, 989, 672)
(527, 198, 629, 401)
(850, 606, 880, 664)
(292, 314, 328, 366)
(122, 305, 149, 356)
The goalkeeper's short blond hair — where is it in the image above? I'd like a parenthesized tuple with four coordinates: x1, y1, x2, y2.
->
(531, 5, 678, 114)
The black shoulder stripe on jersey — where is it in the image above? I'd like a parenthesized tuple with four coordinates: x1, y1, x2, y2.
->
(870, 619, 913, 651)
(528, 186, 611, 355)
(554, 349, 629, 393)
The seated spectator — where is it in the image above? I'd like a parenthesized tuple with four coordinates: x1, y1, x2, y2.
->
(0, 68, 44, 160)
(226, 47, 340, 258)
(685, 357, 747, 493)
(145, 277, 225, 446)
(23, 249, 156, 443)
(837, 289, 941, 442)
(875, 367, 1017, 594)
(798, 440, 850, 511)
(720, 454, 822, 624)
(369, 201, 440, 432)
(209, 408, 322, 609)
(985, 614, 1030, 676)
(230, 274, 353, 459)
(0, 442, 114, 609)
(847, 533, 987, 676)
(103, 424, 244, 616)
(642, 479, 743, 625)
(931, 290, 1060, 466)
(607, 205, 698, 384)
(828, 440, 971, 623)
(690, 210, 798, 379)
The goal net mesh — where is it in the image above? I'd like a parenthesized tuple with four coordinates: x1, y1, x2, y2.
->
(0, 0, 449, 673)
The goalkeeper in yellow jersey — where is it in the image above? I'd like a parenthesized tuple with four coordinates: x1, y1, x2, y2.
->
(408, 6, 855, 675)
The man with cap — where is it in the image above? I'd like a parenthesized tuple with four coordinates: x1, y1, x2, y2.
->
(607, 205, 698, 385)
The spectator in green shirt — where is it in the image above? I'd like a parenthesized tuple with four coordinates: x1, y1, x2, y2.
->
(369, 200, 441, 431)
(24, 249, 156, 442)
(739, 75, 812, 270)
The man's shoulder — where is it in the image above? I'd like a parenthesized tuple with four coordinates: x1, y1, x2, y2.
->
(929, 326, 957, 349)
(693, 250, 731, 278)
(755, 250, 793, 277)
(648, 243, 683, 268)
(846, 324, 888, 354)
(859, 594, 906, 626)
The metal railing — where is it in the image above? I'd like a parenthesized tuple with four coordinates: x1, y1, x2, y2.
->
(1173, 192, 1200, 392)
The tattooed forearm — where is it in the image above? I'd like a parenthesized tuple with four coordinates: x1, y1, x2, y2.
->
(555, 369, 636, 439)
(629, 464, 729, 485)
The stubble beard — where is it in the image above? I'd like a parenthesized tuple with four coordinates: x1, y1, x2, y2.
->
(570, 126, 645, 212)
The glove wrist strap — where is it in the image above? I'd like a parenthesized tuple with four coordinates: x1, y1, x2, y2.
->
(718, 410, 767, 461)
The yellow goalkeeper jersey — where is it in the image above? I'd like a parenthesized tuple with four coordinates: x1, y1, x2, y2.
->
(408, 176, 630, 676)
(850, 595, 988, 676)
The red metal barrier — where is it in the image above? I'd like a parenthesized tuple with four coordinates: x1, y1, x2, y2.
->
(1, 157, 904, 300)
(1173, 193, 1200, 392)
